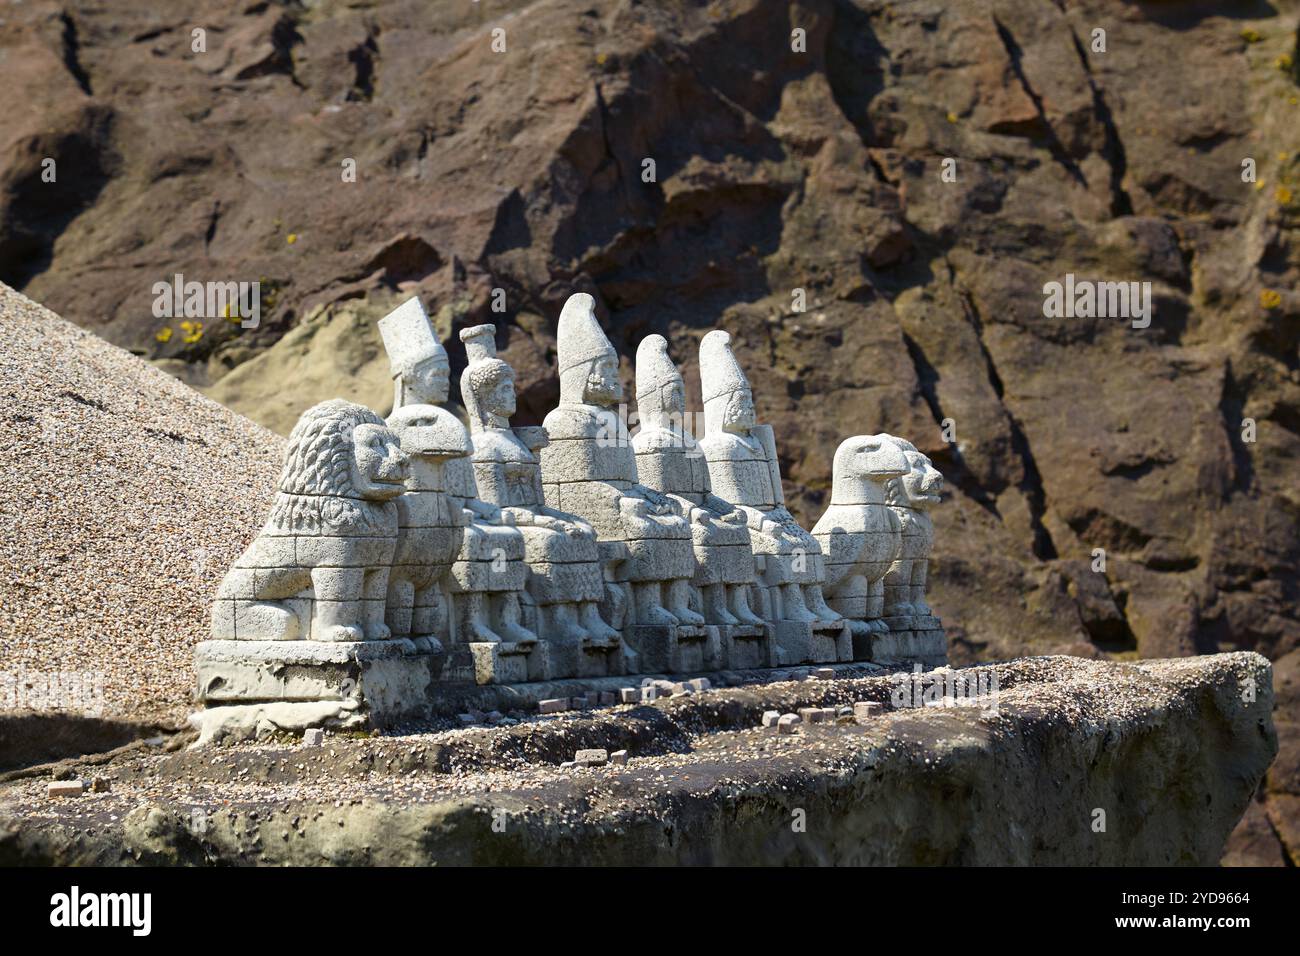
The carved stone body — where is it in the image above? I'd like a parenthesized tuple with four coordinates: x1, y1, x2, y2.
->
(211, 399, 408, 643)
(383, 403, 468, 647)
(882, 438, 943, 619)
(696, 331, 842, 632)
(379, 298, 541, 682)
(539, 294, 701, 635)
(812, 435, 910, 637)
(633, 334, 765, 619)
(460, 323, 623, 676)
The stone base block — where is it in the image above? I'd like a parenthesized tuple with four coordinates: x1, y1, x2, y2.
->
(193, 637, 444, 735)
(444, 640, 549, 685)
(768, 620, 852, 666)
(717, 624, 773, 670)
(623, 624, 721, 674)
(860, 619, 948, 667)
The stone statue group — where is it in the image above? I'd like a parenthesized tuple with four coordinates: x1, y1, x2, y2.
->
(202, 292, 944, 713)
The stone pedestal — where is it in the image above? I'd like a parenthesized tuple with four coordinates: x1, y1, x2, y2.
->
(717, 623, 773, 670)
(623, 624, 720, 674)
(192, 637, 444, 740)
(444, 639, 549, 685)
(769, 620, 852, 666)
(859, 615, 948, 668)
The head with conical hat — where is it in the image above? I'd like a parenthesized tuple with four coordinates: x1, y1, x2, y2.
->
(699, 329, 756, 435)
(635, 334, 686, 426)
(459, 324, 515, 427)
(557, 292, 621, 406)
(379, 297, 449, 407)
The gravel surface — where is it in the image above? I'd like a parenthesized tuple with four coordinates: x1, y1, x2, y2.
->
(0, 282, 283, 725)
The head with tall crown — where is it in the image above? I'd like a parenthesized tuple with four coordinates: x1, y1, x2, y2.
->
(459, 324, 515, 428)
(699, 329, 756, 436)
(635, 334, 686, 428)
(379, 297, 450, 407)
(557, 293, 622, 407)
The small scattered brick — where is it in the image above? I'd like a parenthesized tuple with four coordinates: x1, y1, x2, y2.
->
(837, 705, 853, 717)
(539, 697, 569, 714)
(686, 678, 711, 692)
(609, 749, 629, 766)
(619, 688, 640, 704)
(812, 667, 835, 680)
(457, 713, 478, 726)
(485, 711, 505, 724)
(761, 710, 781, 728)
(575, 748, 609, 767)
(798, 707, 825, 724)
(302, 728, 325, 746)
(641, 686, 659, 702)
(90, 777, 111, 793)
(671, 682, 692, 697)
(571, 696, 590, 710)
(777, 714, 802, 735)
(47, 780, 85, 798)
(854, 701, 883, 722)
(598, 691, 617, 706)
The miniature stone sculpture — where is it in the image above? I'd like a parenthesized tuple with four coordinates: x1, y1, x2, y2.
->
(194, 292, 949, 742)
(196, 399, 443, 742)
(380, 298, 544, 684)
(211, 399, 409, 643)
(539, 293, 715, 673)
(697, 330, 850, 664)
(632, 334, 770, 668)
(459, 322, 626, 677)
(882, 437, 943, 619)
(811, 435, 909, 655)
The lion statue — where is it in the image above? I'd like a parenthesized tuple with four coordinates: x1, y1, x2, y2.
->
(882, 438, 943, 619)
(211, 399, 410, 643)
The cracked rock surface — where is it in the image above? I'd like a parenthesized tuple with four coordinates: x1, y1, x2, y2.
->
(1, 1, 1298, 861)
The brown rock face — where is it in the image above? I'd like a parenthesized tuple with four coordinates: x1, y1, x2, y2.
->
(1, 1, 1297, 860)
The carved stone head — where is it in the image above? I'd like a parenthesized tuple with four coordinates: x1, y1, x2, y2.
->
(460, 324, 516, 428)
(699, 329, 756, 436)
(635, 334, 687, 427)
(829, 433, 910, 505)
(379, 298, 449, 406)
(557, 293, 622, 407)
(884, 437, 943, 509)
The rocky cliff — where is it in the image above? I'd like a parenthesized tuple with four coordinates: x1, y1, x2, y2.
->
(1, 0, 1296, 862)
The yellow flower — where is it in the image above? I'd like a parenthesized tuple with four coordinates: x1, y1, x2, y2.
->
(1241, 28, 1261, 44)
(596, 52, 608, 66)
(1256, 179, 1266, 190)
(1276, 184, 1293, 204)
(1276, 54, 1293, 72)
(1260, 289, 1282, 309)
(946, 111, 958, 123)
(180, 320, 204, 344)
(286, 233, 298, 245)
(155, 326, 173, 343)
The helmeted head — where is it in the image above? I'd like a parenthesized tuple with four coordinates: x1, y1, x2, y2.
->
(460, 324, 516, 425)
(699, 329, 756, 435)
(635, 334, 686, 426)
(557, 293, 622, 406)
(379, 297, 450, 405)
